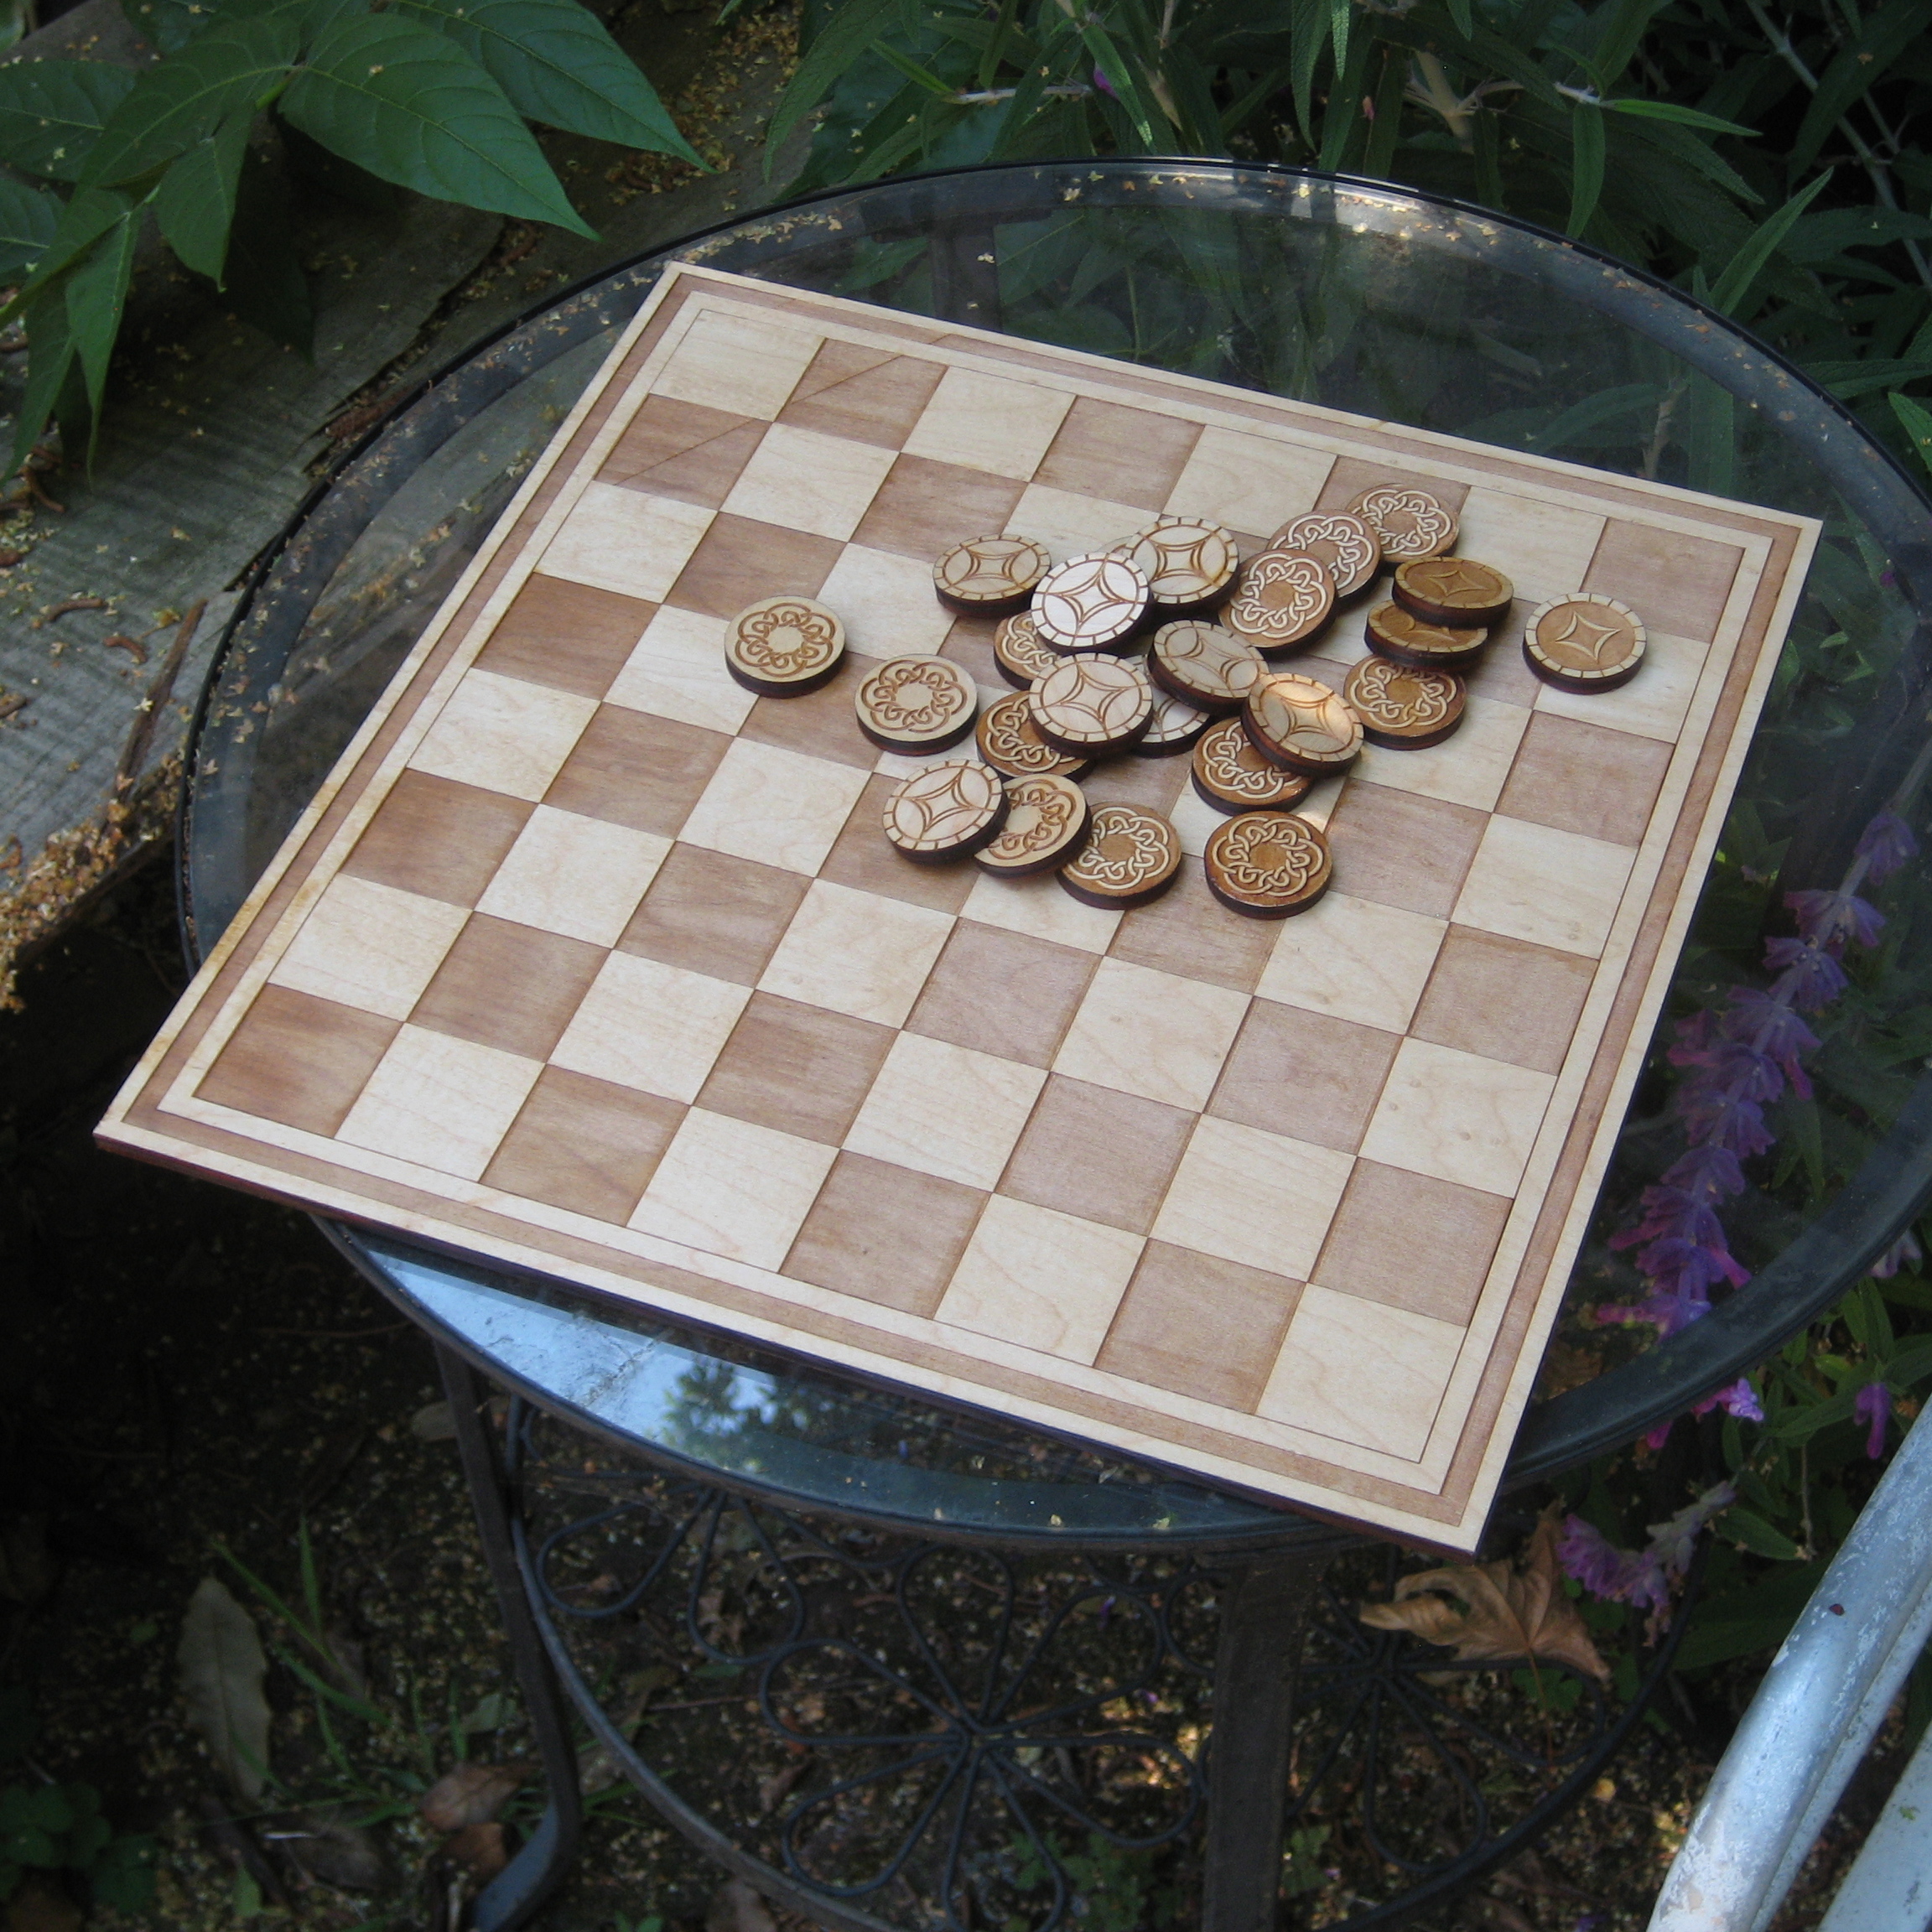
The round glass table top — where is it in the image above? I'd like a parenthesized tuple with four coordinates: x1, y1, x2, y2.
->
(183, 161, 1932, 1549)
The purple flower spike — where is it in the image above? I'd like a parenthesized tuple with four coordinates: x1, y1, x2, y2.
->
(1785, 889, 1885, 953)
(1856, 810, 1919, 884)
(1870, 1230, 1924, 1280)
(1664, 1144, 1747, 1202)
(1678, 1087, 1776, 1158)
(1764, 937, 1851, 1012)
(1704, 1377, 1763, 1423)
(1720, 989, 1819, 1097)
(1092, 64, 1115, 96)
(1854, 1381, 1892, 1460)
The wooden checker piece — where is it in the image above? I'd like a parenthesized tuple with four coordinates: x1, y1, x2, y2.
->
(1191, 717, 1311, 815)
(1147, 620, 1265, 714)
(1124, 516, 1239, 615)
(1393, 556, 1515, 628)
(1267, 511, 1380, 597)
(975, 689, 1089, 778)
(1223, 548, 1335, 657)
(724, 595, 846, 696)
(1343, 656, 1467, 749)
(855, 655, 979, 752)
(1027, 654, 1154, 756)
(1058, 803, 1182, 908)
(1133, 689, 1213, 758)
(933, 535, 1052, 615)
(992, 610, 1062, 688)
(1031, 553, 1151, 654)
(1524, 593, 1649, 693)
(882, 759, 1008, 863)
(1346, 482, 1458, 559)
(974, 772, 1091, 876)
(1202, 812, 1332, 918)
(1243, 671, 1363, 776)
(1364, 601, 1488, 669)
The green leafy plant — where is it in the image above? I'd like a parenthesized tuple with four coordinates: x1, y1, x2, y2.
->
(0, 0, 703, 466)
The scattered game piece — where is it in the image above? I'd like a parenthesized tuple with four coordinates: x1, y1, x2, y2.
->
(882, 760, 1008, 862)
(1031, 553, 1152, 653)
(1203, 812, 1333, 918)
(1524, 593, 1649, 693)
(1058, 803, 1182, 908)
(1346, 483, 1459, 559)
(1343, 657, 1467, 750)
(992, 610, 1062, 688)
(1243, 671, 1363, 776)
(1028, 655, 1155, 756)
(1392, 556, 1515, 628)
(1124, 516, 1240, 614)
(1224, 548, 1336, 657)
(1133, 689, 1215, 758)
(975, 773, 1092, 876)
(1364, 601, 1489, 668)
(1191, 717, 1312, 815)
(1267, 511, 1381, 597)
(855, 656, 979, 753)
(933, 535, 1052, 615)
(1147, 620, 1265, 714)
(723, 595, 846, 697)
(976, 690, 1089, 778)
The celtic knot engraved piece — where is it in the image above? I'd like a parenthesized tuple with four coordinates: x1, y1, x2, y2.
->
(1148, 620, 1265, 713)
(724, 595, 847, 696)
(1224, 548, 1337, 655)
(975, 772, 1091, 876)
(1243, 672, 1363, 775)
(1125, 516, 1239, 610)
(976, 690, 1088, 778)
(1058, 804, 1182, 908)
(1028, 654, 1154, 755)
(1343, 656, 1467, 749)
(1135, 688, 1214, 756)
(992, 609, 1062, 688)
(882, 759, 1008, 862)
(1364, 601, 1489, 668)
(1346, 483, 1459, 559)
(1267, 511, 1382, 596)
(1031, 553, 1151, 652)
(1191, 717, 1311, 815)
(856, 655, 979, 751)
(1393, 556, 1514, 627)
(1524, 593, 1648, 692)
(934, 535, 1052, 614)
(1204, 811, 1333, 917)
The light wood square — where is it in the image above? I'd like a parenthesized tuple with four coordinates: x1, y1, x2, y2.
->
(550, 950, 750, 1103)
(1359, 1036, 1555, 1197)
(1455, 814, 1634, 957)
(1533, 628, 1708, 742)
(604, 605, 755, 736)
(844, 1031, 1046, 1188)
(1258, 1285, 1462, 1460)
(1453, 487, 1607, 600)
(631, 1108, 837, 1270)
(721, 423, 897, 541)
(652, 309, 823, 420)
(759, 880, 953, 1026)
(1151, 1115, 1353, 1279)
(962, 869, 1121, 954)
(1007, 484, 1158, 560)
(337, 1024, 543, 1182)
(937, 1196, 1143, 1363)
(475, 806, 670, 947)
(408, 668, 598, 803)
(267, 874, 468, 1021)
(541, 482, 714, 604)
(1165, 427, 1333, 536)
(1166, 782, 1228, 860)
(903, 367, 1072, 480)
(1257, 891, 1446, 1034)
(1053, 958, 1249, 1111)
(678, 738, 871, 876)
(1352, 695, 1530, 813)
(817, 545, 955, 657)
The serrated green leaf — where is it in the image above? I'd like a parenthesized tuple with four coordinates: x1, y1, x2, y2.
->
(0, 60, 136, 180)
(1600, 96, 1757, 137)
(1707, 170, 1832, 317)
(1, 184, 134, 319)
(0, 174, 60, 276)
(155, 109, 249, 279)
(279, 11, 594, 233)
(1566, 99, 1604, 236)
(10, 283, 78, 470)
(388, 0, 700, 164)
(1891, 390, 1932, 476)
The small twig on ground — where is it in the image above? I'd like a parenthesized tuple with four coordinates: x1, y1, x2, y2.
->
(116, 600, 205, 793)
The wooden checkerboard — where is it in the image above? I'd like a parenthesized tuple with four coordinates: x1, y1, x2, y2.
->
(99, 266, 1820, 1550)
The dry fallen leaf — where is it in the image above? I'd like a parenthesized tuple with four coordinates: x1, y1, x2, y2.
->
(1358, 1512, 1610, 1682)
(178, 1577, 274, 1800)
(706, 1877, 778, 1932)
(418, 1762, 525, 1832)
(441, 1821, 509, 1880)
(5, 1876, 82, 1932)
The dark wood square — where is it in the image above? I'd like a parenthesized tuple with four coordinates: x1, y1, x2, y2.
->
(819, 775, 979, 915)
(777, 342, 945, 449)
(1080, 752, 1190, 814)
(198, 985, 398, 1135)
(938, 612, 1002, 690)
(1000, 1076, 1194, 1234)
(1325, 782, 1488, 919)
(617, 846, 808, 985)
(543, 704, 731, 837)
(341, 770, 532, 907)
(905, 921, 1096, 1067)
(598, 393, 763, 507)
(1498, 712, 1673, 848)
(1034, 397, 1202, 510)
(784, 1151, 987, 1316)
(483, 1066, 684, 1223)
(1314, 1161, 1511, 1326)
(665, 513, 842, 619)
(1586, 518, 1742, 645)
(473, 574, 652, 700)
(1316, 454, 1469, 517)
(741, 658, 882, 771)
(849, 454, 1027, 560)
(1410, 925, 1596, 1076)
(1111, 864, 1278, 995)
(1208, 1000, 1400, 1154)
(410, 913, 606, 1060)
(698, 993, 895, 1145)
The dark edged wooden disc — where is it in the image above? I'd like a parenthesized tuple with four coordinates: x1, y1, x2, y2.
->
(1027, 654, 1154, 756)
(974, 773, 1092, 877)
(1523, 593, 1648, 693)
(1202, 812, 1333, 919)
(1191, 717, 1312, 816)
(1242, 671, 1363, 776)
(1223, 548, 1336, 657)
(975, 689, 1090, 778)
(882, 760, 1008, 864)
(933, 535, 1052, 615)
(1266, 512, 1381, 597)
(1392, 556, 1515, 628)
(724, 595, 847, 697)
(1364, 601, 1489, 668)
(1124, 516, 1240, 614)
(1343, 656, 1467, 750)
(1132, 689, 1214, 757)
(1345, 483, 1459, 560)
(1031, 553, 1153, 654)
(991, 610, 1062, 688)
(1147, 620, 1265, 714)
(1057, 803, 1182, 909)
(855, 655, 979, 752)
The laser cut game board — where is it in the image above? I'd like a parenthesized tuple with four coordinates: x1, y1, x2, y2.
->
(99, 265, 1820, 1550)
